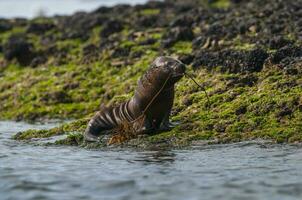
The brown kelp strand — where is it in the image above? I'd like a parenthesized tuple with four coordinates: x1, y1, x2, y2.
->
(184, 72, 211, 109)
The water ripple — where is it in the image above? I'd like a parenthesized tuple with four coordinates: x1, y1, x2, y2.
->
(1, 121, 302, 200)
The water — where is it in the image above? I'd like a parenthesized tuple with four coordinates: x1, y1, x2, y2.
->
(1, 121, 302, 200)
(0, 0, 149, 19)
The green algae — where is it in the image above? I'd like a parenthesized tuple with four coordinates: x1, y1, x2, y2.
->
(12, 68, 302, 147)
(140, 9, 160, 16)
(209, 0, 231, 9)
(1, 0, 302, 148)
(171, 41, 192, 54)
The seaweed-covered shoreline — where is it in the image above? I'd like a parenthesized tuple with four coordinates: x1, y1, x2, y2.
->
(1, 0, 302, 147)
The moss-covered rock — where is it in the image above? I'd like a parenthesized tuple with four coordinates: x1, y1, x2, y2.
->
(0, 0, 301, 148)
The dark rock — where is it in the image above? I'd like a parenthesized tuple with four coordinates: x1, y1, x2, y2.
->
(58, 12, 108, 40)
(30, 56, 47, 68)
(83, 44, 99, 56)
(231, 0, 244, 3)
(130, 50, 143, 59)
(82, 44, 100, 63)
(162, 27, 194, 47)
(205, 23, 226, 39)
(10, 18, 27, 27)
(63, 82, 80, 90)
(3, 35, 35, 66)
(170, 15, 194, 27)
(192, 36, 208, 49)
(137, 15, 159, 28)
(61, 30, 90, 41)
(110, 47, 131, 58)
(41, 90, 72, 104)
(182, 96, 193, 106)
(276, 106, 293, 118)
(213, 123, 227, 133)
(0, 20, 12, 33)
(26, 21, 56, 34)
(93, 6, 111, 14)
(226, 75, 258, 87)
(192, 48, 268, 73)
(274, 57, 302, 75)
(242, 48, 269, 72)
(112, 4, 132, 14)
(268, 36, 293, 49)
(134, 1, 170, 10)
(100, 20, 123, 38)
(235, 105, 247, 115)
(139, 38, 157, 45)
(270, 45, 302, 64)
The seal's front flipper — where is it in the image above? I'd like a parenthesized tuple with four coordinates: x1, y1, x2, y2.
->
(159, 112, 179, 131)
(83, 131, 100, 142)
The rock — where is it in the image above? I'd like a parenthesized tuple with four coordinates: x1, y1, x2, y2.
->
(270, 44, 302, 64)
(136, 15, 159, 28)
(57, 12, 108, 40)
(192, 48, 268, 73)
(41, 90, 72, 104)
(30, 56, 47, 68)
(82, 44, 100, 63)
(162, 27, 194, 47)
(170, 15, 194, 27)
(3, 35, 35, 66)
(100, 20, 123, 38)
(130, 50, 143, 59)
(139, 38, 157, 45)
(10, 18, 27, 26)
(26, 21, 56, 34)
(276, 106, 293, 118)
(83, 44, 99, 56)
(242, 48, 269, 72)
(134, 1, 170, 10)
(269, 57, 302, 75)
(205, 23, 226, 39)
(235, 105, 247, 115)
(0, 20, 12, 33)
(268, 36, 293, 49)
(63, 82, 80, 90)
(110, 47, 131, 58)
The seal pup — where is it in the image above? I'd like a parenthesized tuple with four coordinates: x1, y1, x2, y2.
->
(84, 56, 186, 142)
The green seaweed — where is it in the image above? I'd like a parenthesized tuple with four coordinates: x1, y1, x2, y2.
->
(1, 0, 301, 148)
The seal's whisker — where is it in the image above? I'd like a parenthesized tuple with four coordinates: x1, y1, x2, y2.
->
(184, 72, 211, 109)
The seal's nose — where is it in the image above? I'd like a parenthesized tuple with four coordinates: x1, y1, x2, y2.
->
(175, 63, 186, 75)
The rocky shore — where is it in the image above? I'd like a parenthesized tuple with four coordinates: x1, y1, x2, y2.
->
(1, 0, 301, 148)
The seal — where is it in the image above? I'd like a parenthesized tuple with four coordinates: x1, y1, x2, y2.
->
(84, 56, 186, 142)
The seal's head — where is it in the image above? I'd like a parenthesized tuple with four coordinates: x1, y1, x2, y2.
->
(151, 56, 186, 84)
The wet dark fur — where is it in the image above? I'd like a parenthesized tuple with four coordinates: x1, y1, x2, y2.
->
(84, 56, 186, 142)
